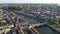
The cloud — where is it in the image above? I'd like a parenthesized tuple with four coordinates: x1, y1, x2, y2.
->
(0, 0, 60, 4)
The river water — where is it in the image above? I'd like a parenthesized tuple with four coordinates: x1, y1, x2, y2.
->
(16, 13, 40, 24)
(35, 26, 59, 34)
(15, 12, 59, 34)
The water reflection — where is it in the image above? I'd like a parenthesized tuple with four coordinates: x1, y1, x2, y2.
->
(35, 25, 59, 34)
(16, 13, 40, 24)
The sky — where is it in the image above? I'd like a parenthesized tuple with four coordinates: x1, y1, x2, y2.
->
(0, 0, 60, 4)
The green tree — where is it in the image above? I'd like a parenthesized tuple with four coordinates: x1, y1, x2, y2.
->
(50, 18, 60, 26)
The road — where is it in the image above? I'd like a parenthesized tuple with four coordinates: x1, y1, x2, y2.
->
(0, 25, 14, 34)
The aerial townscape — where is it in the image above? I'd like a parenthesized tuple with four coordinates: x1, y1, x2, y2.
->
(0, 4, 60, 34)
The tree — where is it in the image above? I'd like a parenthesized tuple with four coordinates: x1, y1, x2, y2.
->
(50, 18, 60, 26)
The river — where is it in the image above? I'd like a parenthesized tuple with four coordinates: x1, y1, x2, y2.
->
(15, 13, 40, 24)
(35, 25, 59, 34)
(15, 12, 60, 34)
